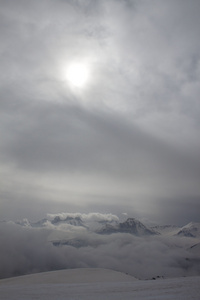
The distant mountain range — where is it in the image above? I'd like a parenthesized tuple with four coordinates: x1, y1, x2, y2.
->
(16, 216, 158, 236)
(97, 218, 158, 236)
(15, 215, 200, 238)
(51, 216, 86, 227)
(4, 214, 200, 279)
(152, 222, 200, 238)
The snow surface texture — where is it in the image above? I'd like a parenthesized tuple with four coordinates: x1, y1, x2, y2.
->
(0, 268, 200, 300)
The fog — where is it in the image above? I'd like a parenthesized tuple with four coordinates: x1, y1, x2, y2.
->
(0, 213, 199, 280)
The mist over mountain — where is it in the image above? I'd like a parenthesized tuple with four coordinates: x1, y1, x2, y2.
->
(0, 212, 200, 280)
(16, 214, 157, 236)
(97, 218, 158, 236)
(51, 216, 86, 228)
(176, 222, 200, 238)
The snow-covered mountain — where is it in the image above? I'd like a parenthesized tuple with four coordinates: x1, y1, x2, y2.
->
(15, 215, 200, 239)
(16, 215, 158, 236)
(2, 213, 200, 281)
(16, 218, 49, 228)
(16, 215, 87, 228)
(151, 225, 180, 236)
(176, 222, 200, 238)
(51, 215, 86, 228)
(97, 218, 158, 236)
(150, 222, 200, 238)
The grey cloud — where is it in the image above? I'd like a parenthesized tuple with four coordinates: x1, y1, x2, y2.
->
(2, 100, 200, 190)
(104, 0, 200, 122)
(0, 0, 200, 225)
(1, 98, 200, 224)
(152, 196, 200, 226)
(47, 212, 119, 223)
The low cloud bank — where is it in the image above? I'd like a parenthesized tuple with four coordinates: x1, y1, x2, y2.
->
(0, 213, 200, 280)
(47, 212, 119, 222)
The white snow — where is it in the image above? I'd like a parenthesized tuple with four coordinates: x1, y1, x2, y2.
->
(0, 268, 137, 284)
(0, 268, 199, 300)
(151, 225, 181, 236)
(178, 222, 200, 238)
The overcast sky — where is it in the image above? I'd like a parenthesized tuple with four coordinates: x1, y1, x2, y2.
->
(0, 0, 200, 225)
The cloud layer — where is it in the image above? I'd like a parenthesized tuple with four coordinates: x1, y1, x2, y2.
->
(0, 213, 200, 280)
(0, 0, 200, 224)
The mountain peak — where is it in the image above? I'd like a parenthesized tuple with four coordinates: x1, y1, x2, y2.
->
(98, 217, 157, 236)
(176, 221, 200, 238)
(51, 215, 85, 227)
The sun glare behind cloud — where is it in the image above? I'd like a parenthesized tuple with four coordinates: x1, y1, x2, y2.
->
(65, 62, 90, 88)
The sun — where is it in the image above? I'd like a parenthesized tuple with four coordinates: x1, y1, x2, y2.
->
(65, 62, 90, 88)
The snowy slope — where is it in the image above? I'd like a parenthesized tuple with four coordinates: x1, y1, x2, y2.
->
(0, 268, 200, 300)
(177, 222, 200, 238)
(0, 268, 137, 284)
(151, 225, 180, 236)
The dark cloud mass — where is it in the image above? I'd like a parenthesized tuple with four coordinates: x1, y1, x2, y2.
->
(0, 0, 200, 225)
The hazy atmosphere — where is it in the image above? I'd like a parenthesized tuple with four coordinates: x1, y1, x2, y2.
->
(0, 212, 200, 279)
(1, 0, 200, 225)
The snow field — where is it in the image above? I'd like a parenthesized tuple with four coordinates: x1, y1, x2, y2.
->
(0, 268, 200, 300)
